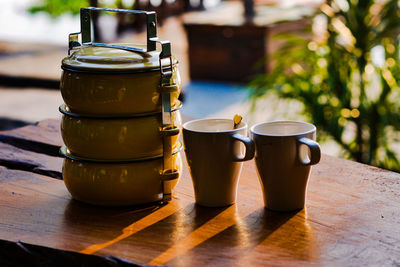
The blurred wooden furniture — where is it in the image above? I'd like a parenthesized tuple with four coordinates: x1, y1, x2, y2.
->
(182, 1, 314, 82)
(0, 119, 399, 265)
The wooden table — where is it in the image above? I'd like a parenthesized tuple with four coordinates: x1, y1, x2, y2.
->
(182, 1, 314, 82)
(0, 119, 399, 266)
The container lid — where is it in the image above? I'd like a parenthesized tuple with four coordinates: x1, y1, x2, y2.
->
(62, 44, 177, 73)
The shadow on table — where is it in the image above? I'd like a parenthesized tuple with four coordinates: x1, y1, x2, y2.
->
(164, 207, 317, 265)
(61, 199, 229, 255)
(62, 199, 317, 265)
(0, 117, 32, 131)
(62, 198, 169, 235)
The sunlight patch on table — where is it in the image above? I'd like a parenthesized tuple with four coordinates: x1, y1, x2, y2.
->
(148, 204, 256, 265)
(80, 201, 182, 255)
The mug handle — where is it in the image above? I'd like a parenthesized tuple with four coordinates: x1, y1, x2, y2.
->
(297, 137, 321, 165)
(231, 133, 255, 162)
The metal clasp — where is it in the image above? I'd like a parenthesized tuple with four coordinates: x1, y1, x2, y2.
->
(160, 169, 180, 202)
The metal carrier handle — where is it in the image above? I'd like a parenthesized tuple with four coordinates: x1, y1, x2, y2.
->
(67, 7, 178, 204)
(69, 7, 169, 56)
(68, 7, 174, 87)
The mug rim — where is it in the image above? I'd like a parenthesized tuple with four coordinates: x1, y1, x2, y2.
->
(250, 120, 316, 137)
(183, 118, 247, 133)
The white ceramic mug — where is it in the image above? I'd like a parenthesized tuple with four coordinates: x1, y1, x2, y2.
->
(250, 121, 321, 211)
(183, 119, 255, 207)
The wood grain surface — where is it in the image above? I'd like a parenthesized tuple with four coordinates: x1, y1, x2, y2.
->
(0, 119, 399, 266)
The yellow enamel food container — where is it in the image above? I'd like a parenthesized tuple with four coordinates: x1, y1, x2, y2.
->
(61, 44, 181, 116)
(60, 103, 182, 161)
(60, 146, 182, 206)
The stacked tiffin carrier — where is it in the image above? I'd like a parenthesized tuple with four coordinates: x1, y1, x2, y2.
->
(59, 8, 182, 206)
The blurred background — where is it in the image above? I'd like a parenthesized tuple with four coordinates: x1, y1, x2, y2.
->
(1, 0, 400, 171)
